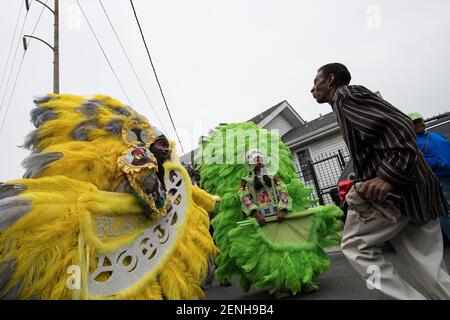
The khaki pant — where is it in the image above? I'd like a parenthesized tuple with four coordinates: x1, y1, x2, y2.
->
(341, 209, 450, 300)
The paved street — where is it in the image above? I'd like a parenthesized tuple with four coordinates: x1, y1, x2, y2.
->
(205, 246, 450, 300)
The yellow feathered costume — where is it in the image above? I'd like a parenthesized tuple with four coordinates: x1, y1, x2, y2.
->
(0, 94, 218, 300)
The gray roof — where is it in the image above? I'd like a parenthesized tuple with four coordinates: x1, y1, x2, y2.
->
(280, 110, 450, 144)
(425, 111, 450, 124)
(248, 101, 286, 124)
(281, 112, 337, 143)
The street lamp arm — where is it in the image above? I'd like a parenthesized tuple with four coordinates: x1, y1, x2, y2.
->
(23, 35, 54, 51)
(33, 0, 55, 14)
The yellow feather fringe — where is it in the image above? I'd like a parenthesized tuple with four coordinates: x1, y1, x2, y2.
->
(0, 162, 218, 300)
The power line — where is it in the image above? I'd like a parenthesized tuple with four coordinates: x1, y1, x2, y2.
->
(0, 53, 26, 134)
(129, 0, 185, 154)
(0, 1, 30, 118)
(0, 0, 49, 135)
(98, 0, 168, 133)
(0, 0, 24, 99)
(76, 0, 133, 105)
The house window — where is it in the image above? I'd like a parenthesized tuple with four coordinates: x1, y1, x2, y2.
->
(296, 149, 313, 182)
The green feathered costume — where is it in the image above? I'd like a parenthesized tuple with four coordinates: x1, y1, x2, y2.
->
(196, 122, 343, 295)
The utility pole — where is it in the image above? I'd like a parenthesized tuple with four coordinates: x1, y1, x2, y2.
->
(23, 0, 59, 93)
(53, 0, 59, 93)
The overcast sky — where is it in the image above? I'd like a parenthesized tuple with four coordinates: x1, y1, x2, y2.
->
(1, 0, 449, 181)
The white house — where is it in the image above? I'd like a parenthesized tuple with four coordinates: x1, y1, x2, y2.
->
(180, 100, 349, 204)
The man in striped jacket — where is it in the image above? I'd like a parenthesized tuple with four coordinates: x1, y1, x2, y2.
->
(311, 63, 450, 299)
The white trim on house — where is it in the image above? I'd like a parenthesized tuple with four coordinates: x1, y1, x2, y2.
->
(286, 123, 340, 149)
(258, 104, 286, 128)
(282, 105, 306, 127)
(258, 101, 305, 128)
(292, 150, 300, 172)
(428, 119, 450, 130)
(293, 146, 313, 172)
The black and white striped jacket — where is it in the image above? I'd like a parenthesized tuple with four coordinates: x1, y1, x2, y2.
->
(332, 85, 447, 224)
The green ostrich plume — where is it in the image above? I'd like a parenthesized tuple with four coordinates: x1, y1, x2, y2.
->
(196, 122, 343, 294)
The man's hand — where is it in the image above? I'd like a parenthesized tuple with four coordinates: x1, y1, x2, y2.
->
(358, 177, 392, 203)
(276, 209, 287, 221)
(252, 210, 266, 225)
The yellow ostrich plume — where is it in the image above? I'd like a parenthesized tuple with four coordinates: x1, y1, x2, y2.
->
(0, 94, 219, 299)
(0, 163, 218, 300)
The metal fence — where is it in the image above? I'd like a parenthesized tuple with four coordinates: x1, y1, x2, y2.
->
(297, 148, 351, 206)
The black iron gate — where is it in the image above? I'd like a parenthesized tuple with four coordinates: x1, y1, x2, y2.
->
(297, 149, 350, 206)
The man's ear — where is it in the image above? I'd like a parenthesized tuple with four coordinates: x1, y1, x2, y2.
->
(327, 73, 336, 87)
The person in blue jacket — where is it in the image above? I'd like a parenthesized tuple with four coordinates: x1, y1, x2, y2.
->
(410, 112, 450, 241)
